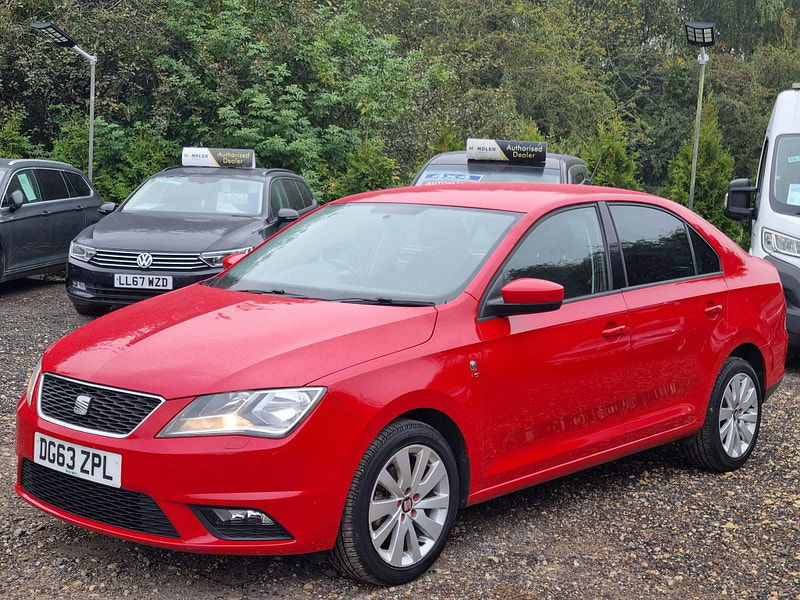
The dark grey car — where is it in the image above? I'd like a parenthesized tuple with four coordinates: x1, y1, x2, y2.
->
(0, 159, 102, 283)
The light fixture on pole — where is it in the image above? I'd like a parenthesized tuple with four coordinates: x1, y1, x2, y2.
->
(30, 22, 97, 181)
(684, 21, 715, 211)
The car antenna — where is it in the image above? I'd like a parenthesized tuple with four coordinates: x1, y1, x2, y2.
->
(584, 151, 606, 185)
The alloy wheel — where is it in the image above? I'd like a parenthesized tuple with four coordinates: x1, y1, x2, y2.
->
(368, 444, 450, 568)
(718, 372, 759, 459)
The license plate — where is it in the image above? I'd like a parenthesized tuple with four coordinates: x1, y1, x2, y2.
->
(114, 274, 173, 290)
(34, 432, 122, 488)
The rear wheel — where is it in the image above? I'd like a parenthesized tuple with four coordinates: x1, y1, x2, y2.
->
(683, 357, 762, 472)
(330, 419, 459, 585)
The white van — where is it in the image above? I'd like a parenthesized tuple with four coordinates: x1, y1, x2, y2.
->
(725, 85, 800, 347)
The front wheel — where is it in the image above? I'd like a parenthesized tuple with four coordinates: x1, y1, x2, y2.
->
(330, 419, 459, 585)
(683, 356, 762, 472)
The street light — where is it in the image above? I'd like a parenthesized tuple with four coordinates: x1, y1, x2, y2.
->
(684, 21, 715, 211)
(30, 22, 97, 181)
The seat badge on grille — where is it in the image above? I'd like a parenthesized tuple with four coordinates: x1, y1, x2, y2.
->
(73, 395, 92, 416)
(136, 252, 153, 269)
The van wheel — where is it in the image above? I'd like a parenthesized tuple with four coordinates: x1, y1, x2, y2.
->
(330, 419, 459, 585)
(683, 357, 762, 472)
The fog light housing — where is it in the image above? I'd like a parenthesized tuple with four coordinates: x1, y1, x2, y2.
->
(192, 505, 292, 541)
(71, 280, 86, 291)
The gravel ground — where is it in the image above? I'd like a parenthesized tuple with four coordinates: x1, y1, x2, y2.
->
(1, 275, 798, 599)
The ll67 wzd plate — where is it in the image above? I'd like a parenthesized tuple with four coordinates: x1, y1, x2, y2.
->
(34, 432, 122, 488)
(114, 274, 173, 290)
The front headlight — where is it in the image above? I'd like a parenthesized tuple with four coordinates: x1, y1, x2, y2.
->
(158, 387, 325, 438)
(69, 241, 96, 262)
(25, 357, 43, 406)
(763, 228, 800, 258)
(199, 247, 253, 268)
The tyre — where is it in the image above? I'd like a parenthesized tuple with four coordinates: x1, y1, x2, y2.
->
(330, 419, 459, 585)
(72, 302, 107, 317)
(683, 356, 762, 472)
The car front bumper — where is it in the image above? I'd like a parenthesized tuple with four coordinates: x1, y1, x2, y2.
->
(66, 259, 221, 309)
(15, 387, 362, 555)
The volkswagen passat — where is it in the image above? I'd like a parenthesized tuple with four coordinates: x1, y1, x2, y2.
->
(17, 184, 786, 585)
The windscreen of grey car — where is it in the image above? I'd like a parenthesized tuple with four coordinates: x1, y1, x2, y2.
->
(417, 164, 560, 185)
(208, 202, 520, 303)
(122, 175, 264, 216)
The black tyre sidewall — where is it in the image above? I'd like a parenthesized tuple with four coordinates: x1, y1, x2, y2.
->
(352, 424, 459, 585)
(708, 358, 762, 470)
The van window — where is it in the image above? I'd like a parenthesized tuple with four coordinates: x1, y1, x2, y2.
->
(771, 134, 800, 208)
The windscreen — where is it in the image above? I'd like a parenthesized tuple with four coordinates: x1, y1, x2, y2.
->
(122, 174, 264, 216)
(417, 164, 561, 185)
(773, 135, 800, 208)
(208, 202, 519, 304)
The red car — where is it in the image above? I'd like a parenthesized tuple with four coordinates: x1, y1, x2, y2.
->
(16, 184, 786, 585)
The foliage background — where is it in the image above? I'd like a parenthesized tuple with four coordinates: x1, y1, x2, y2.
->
(2, 0, 800, 241)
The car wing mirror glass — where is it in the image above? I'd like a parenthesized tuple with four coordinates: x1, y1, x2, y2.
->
(9, 190, 24, 211)
(486, 278, 565, 316)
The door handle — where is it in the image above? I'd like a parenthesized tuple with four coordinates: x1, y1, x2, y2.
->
(704, 304, 723, 317)
(40, 210, 50, 216)
(74, 205, 83, 210)
(601, 325, 627, 338)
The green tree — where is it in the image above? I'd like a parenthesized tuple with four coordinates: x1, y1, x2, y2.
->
(334, 136, 400, 199)
(580, 116, 642, 190)
(661, 103, 744, 244)
(0, 109, 42, 158)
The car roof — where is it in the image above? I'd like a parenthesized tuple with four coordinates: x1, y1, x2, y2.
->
(335, 182, 660, 215)
(158, 166, 301, 179)
(424, 150, 585, 169)
(0, 158, 81, 170)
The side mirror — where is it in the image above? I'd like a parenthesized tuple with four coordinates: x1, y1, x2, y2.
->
(98, 202, 116, 215)
(276, 207, 299, 223)
(724, 178, 756, 221)
(222, 252, 247, 270)
(8, 190, 24, 211)
(486, 278, 565, 316)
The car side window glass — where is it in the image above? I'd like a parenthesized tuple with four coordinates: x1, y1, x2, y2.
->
(689, 227, 721, 274)
(64, 171, 91, 197)
(34, 169, 70, 201)
(269, 180, 290, 217)
(498, 205, 609, 300)
(283, 179, 305, 211)
(611, 204, 694, 286)
(4, 170, 41, 205)
(298, 182, 315, 208)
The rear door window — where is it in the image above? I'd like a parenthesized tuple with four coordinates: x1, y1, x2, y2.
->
(35, 169, 70, 201)
(63, 171, 92, 197)
(610, 204, 695, 286)
(4, 170, 42, 205)
(689, 228, 721, 274)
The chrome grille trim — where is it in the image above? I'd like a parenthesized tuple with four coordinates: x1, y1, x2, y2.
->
(89, 250, 207, 271)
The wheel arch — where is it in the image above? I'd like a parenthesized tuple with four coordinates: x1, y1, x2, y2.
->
(394, 407, 470, 508)
(728, 342, 766, 396)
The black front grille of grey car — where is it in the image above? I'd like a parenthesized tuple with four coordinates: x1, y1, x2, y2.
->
(21, 460, 178, 538)
(39, 374, 162, 436)
(89, 250, 207, 271)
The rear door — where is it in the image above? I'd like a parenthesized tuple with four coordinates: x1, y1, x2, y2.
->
(34, 169, 85, 262)
(63, 170, 101, 226)
(608, 203, 727, 440)
(479, 204, 630, 486)
(0, 169, 52, 272)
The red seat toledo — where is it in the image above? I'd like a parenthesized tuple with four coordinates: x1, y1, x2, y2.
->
(16, 184, 787, 584)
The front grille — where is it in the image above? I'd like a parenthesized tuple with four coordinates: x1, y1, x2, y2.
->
(21, 460, 179, 538)
(39, 374, 162, 436)
(90, 249, 207, 271)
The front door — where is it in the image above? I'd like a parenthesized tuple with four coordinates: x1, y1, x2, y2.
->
(0, 169, 52, 273)
(479, 204, 630, 488)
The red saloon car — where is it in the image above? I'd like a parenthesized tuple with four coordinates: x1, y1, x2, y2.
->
(16, 184, 786, 585)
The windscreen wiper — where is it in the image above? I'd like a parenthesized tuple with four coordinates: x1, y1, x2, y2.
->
(238, 288, 311, 299)
(332, 297, 436, 307)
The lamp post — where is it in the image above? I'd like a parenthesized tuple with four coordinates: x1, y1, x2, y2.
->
(684, 21, 715, 211)
(30, 22, 97, 181)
